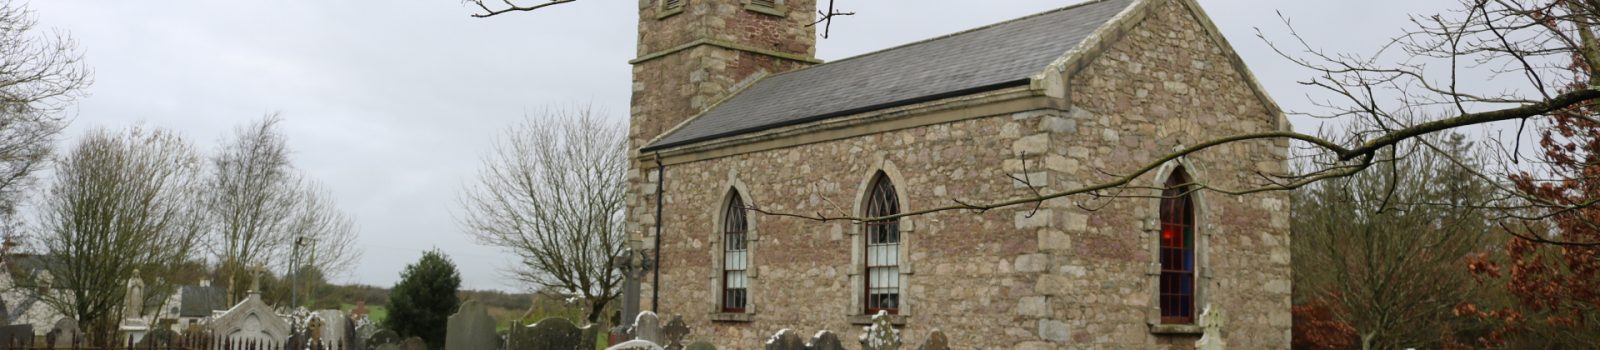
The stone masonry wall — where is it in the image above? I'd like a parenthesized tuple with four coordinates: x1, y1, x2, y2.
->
(629, 0, 819, 256)
(630, 0, 1291, 348)
(648, 108, 1065, 348)
(630, 0, 817, 152)
(1040, 0, 1292, 348)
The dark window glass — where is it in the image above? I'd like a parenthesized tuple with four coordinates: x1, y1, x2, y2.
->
(1159, 167, 1196, 324)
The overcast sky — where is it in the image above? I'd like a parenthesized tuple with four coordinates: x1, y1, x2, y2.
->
(24, 0, 1452, 292)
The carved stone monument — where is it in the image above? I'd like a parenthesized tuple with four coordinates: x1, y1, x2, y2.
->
(809, 331, 845, 350)
(917, 330, 949, 350)
(764, 329, 805, 350)
(445, 300, 499, 350)
(46, 317, 81, 348)
(858, 311, 901, 350)
(1195, 304, 1226, 350)
(208, 268, 291, 343)
(631, 312, 661, 344)
(508, 317, 585, 350)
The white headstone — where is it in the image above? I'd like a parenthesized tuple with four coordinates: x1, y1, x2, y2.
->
(633, 311, 661, 344)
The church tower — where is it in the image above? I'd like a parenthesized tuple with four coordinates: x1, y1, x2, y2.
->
(630, 0, 819, 150)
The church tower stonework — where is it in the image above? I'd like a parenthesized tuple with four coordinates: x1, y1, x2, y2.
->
(630, 0, 819, 150)
(627, 0, 819, 310)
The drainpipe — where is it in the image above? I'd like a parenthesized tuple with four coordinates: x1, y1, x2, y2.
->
(652, 153, 665, 312)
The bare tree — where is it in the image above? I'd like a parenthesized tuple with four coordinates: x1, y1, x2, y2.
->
(1292, 131, 1501, 349)
(29, 126, 204, 346)
(205, 115, 361, 304)
(460, 107, 627, 324)
(281, 181, 361, 306)
(0, 0, 91, 221)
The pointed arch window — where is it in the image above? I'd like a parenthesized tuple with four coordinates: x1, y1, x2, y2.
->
(1159, 167, 1196, 324)
(863, 172, 900, 315)
(721, 191, 749, 312)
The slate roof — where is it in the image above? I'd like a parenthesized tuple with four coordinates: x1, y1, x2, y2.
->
(643, 0, 1136, 151)
(179, 285, 227, 317)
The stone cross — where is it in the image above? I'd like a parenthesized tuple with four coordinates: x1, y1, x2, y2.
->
(618, 242, 649, 329)
(661, 315, 690, 349)
(248, 265, 265, 294)
(1194, 304, 1226, 350)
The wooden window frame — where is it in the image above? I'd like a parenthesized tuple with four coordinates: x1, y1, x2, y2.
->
(862, 172, 901, 315)
(721, 192, 749, 313)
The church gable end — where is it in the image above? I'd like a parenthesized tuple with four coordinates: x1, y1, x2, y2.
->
(1053, 0, 1293, 346)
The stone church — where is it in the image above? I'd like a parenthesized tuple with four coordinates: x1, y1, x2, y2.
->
(625, 0, 1291, 347)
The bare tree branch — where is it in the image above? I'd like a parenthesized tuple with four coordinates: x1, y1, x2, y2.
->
(459, 106, 627, 324)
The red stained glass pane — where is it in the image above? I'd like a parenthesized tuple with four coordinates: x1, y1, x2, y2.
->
(1158, 167, 1195, 324)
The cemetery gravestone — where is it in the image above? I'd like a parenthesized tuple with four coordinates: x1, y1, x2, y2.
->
(367, 329, 401, 350)
(809, 331, 845, 350)
(858, 311, 901, 350)
(137, 328, 179, 347)
(446, 300, 499, 350)
(47, 317, 81, 348)
(763, 329, 805, 350)
(0, 324, 32, 346)
(632, 312, 661, 344)
(1195, 305, 1226, 350)
(401, 336, 427, 350)
(683, 341, 716, 350)
(209, 292, 292, 343)
(917, 330, 949, 350)
(509, 317, 583, 350)
(607, 339, 664, 350)
(660, 316, 690, 350)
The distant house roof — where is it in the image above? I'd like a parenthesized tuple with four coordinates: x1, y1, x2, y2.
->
(2, 254, 61, 277)
(642, 0, 1135, 151)
(179, 285, 227, 317)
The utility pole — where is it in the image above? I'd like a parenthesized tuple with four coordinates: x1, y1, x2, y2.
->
(292, 236, 306, 308)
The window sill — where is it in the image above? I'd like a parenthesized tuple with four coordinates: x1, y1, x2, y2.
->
(709, 312, 754, 323)
(744, 3, 786, 17)
(655, 6, 684, 20)
(848, 314, 907, 326)
(1148, 324, 1202, 335)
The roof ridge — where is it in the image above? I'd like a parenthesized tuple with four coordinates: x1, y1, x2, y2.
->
(805, 0, 1118, 68)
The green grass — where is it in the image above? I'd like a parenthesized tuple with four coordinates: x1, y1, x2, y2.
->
(340, 303, 389, 325)
(333, 303, 609, 349)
